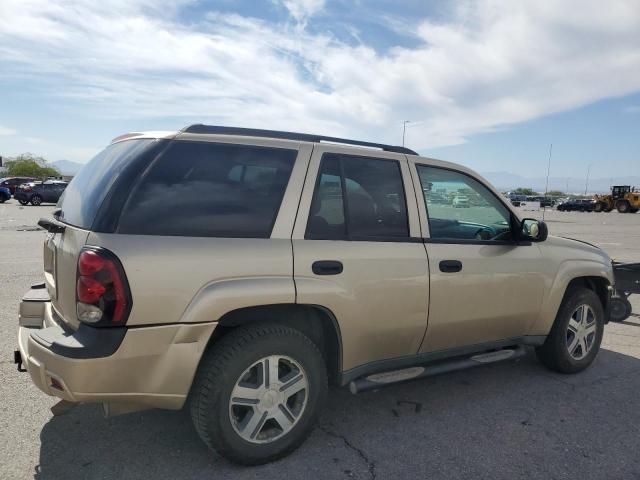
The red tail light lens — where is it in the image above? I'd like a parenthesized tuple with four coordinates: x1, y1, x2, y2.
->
(77, 276, 106, 304)
(76, 248, 131, 326)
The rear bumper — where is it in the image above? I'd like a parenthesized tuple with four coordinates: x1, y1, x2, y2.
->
(17, 286, 217, 411)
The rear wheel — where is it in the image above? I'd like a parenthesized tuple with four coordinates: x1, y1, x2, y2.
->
(19, 200, 28, 206)
(30, 195, 42, 206)
(594, 202, 604, 212)
(610, 297, 632, 322)
(616, 201, 630, 213)
(536, 287, 604, 374)
(190, 323, 328, 465)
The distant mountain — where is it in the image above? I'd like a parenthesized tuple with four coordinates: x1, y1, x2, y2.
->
(481, 171, 640, 194)
(52, 159, 83, 176)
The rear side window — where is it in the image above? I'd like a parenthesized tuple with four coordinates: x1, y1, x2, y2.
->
(117, 141, 297, 238)
(306, 153, 409, 240)
(59, 139, 156, 229)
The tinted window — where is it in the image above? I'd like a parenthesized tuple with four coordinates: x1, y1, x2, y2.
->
(306, 153, 409, 240)
(59, 139, 156, 228)
(117, 141, 297, 238)
(417, 165, 513, 241)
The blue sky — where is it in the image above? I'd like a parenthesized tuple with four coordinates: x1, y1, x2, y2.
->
(1, 0, 639, 180)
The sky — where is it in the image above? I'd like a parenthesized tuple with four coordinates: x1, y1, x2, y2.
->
(0, 0, 639, 179)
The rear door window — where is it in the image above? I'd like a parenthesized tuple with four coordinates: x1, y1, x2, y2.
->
(306, 153, 409, 240)
(117, 141, 297, 238)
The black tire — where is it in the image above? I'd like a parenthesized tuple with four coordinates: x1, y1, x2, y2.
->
(536, 287, 604, 374)
(610, 297, 632, 322)
(594, 202, 603, 212)
(631, 209, 639, 214)
(617, 201, 630, 213)
(190, 323, 328, 465)
(30, 195, 42, 206)
(19, 200, 29, 206)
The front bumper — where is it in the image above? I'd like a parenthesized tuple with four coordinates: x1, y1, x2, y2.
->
(17, 285, 217, 411)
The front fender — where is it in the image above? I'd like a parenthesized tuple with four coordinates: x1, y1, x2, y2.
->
(528, 258, 612, 335)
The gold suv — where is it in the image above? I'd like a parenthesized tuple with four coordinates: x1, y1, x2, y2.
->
(16, 125, 613, 464)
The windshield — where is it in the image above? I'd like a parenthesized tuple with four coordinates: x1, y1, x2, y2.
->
(58, 139, 155, 229)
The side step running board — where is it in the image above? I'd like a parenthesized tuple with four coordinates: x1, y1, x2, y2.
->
(349, 346, 526, 394)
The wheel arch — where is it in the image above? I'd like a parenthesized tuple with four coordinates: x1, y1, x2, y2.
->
(530, 265, 612, 336)
(204, 303, 343, 385)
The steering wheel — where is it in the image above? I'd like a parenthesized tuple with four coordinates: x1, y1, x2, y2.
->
(474, 226, 497, 241)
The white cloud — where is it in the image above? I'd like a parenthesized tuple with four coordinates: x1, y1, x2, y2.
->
(0, 125, 17, 136)
(0, 0, 639, 154)
(281, 0, 325, 24)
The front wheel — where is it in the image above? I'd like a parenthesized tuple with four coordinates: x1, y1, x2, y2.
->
(19, 199, 29, 206)
(536, 287, 604, 374)
(30, 195, 42, 206)
(617, 201, 630, 213)
(190, 323, 328, 465)
(594, 202, 604, 212)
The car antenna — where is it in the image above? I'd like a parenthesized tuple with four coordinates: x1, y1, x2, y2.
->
(543, 143, 553, 221)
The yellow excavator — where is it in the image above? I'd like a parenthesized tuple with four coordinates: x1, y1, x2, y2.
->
(593, 185, 640, 213)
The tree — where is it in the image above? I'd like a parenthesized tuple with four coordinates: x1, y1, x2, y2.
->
(3, 153, 60, 178)
(513, 187, 538, 196)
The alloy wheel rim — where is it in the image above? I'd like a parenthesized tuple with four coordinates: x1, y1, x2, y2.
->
(229, 355, 308, 444)
(566, 304, 597, 360)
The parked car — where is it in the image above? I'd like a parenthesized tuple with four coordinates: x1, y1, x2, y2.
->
(557, 198, 596, 212)
(452, 194, 470, 207)
(532, 196, 555, 208)
(0, 186, 11, 203)
(17, 126, 613, 465)
(13, 180, 68, 206)
(0, 177, 36, 195)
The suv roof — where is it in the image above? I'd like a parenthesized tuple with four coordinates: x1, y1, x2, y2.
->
(112, 124, 419, 156)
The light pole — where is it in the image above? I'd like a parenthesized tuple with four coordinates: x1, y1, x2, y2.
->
(402, 120, 410, 147)
(584, 164, 592, 196)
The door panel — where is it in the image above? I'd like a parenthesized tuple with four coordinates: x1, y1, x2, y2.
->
(294, 240, 430, 371)
(292, 146, 429, 372)
(411, 160, 546, 353)
(419, 242, 545, 352)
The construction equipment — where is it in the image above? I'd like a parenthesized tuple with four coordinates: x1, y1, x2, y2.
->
(594, 186, 640, 213)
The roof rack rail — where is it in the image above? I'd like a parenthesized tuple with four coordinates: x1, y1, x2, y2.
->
(181, 124, 418, 155)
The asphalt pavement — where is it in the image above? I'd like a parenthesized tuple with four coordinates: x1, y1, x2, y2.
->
(1, 201, 639, 479)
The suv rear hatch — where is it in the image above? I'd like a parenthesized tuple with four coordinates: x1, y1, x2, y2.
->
(42, 138, 166, 330)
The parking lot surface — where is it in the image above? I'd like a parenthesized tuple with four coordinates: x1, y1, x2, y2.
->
(1, 201, 639, 479)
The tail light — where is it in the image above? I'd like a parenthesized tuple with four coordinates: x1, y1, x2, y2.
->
(76, 247, 132, 326)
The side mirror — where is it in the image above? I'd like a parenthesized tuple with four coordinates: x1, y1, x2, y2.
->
(521, 218, 548, 242)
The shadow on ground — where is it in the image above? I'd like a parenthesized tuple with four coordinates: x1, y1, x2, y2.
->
(36, 349, 640, 480)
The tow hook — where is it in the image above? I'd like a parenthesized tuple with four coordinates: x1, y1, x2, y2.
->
(14, 350, 26, 372)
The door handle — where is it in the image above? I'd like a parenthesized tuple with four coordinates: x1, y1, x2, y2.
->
(312, 260, 343, 275)
(439, 260, 462, 273)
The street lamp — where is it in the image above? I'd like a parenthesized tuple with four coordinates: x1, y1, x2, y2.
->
(584, 164, 592, 196)
(402, 120, 410, 147)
